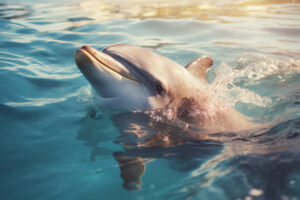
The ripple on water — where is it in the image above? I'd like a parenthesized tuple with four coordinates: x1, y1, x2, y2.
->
(0, 3, 30, 19)
(0, 0, 300, 200)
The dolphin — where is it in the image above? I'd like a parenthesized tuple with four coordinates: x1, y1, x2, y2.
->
(75, 44, 255, 132)
(75, 44, 259, 190)
(74, 44, 206, 109)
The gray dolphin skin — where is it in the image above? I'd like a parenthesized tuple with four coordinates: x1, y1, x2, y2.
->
(74, 44, 256, 132)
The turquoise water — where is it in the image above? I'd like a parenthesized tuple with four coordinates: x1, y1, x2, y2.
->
(1, 0, 300, 199)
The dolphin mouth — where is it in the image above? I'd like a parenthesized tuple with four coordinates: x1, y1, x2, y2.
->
(75, 46, 141, 84)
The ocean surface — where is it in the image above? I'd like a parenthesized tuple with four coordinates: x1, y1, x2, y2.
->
(1, 0, 300, 199)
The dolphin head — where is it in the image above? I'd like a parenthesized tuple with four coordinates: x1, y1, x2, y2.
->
(75, 44, 204, 110)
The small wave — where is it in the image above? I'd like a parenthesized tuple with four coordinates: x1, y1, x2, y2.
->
(5, 97, 66, 107)
(5, 86, 87, 107)
(0, 3, 30, 20)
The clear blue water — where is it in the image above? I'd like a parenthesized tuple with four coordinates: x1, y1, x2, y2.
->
(1, 0, 300, 200)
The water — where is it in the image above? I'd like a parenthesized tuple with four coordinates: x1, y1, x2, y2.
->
(0, 0, 300, 199)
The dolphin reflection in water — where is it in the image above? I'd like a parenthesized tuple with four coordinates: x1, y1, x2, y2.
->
(75, 44, 259, 190)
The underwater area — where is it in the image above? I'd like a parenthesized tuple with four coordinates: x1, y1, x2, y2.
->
(0, 0, 300, 199)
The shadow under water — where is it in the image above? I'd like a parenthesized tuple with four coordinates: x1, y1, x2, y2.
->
(77, 106, 300, 199)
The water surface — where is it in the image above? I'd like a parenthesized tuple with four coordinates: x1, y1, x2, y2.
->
(0, 0, 300, 200)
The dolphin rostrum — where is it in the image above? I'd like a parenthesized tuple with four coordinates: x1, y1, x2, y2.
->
(75, 44, 256, 132)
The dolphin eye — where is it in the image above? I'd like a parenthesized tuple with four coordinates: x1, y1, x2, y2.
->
(156, 83, 164, 95)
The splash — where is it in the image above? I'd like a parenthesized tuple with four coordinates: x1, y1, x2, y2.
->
(207, 54, 297, 108)
(76, 85, 94, 106)
(234, 54, 300, 81)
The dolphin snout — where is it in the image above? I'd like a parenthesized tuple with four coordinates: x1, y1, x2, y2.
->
(74, 45, 144, 100)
